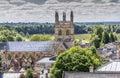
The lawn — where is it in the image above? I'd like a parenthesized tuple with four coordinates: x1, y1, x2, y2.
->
(75, 34, 91, 41)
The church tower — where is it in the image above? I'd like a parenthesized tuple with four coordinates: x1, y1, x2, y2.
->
(54, 11, 74, 54)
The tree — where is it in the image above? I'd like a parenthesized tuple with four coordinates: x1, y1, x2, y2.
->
(30, 34, 52, 41)
(91, 35, 100, 48)
(24, 68, 33, 78)
(109, 32, 115, 42)
(7, 36, 14, 41)
(0, 35, 7, 42)
(88, 46, 96, 54)
(101, 31, 109, 44)
(50, 46, 102, 78)
(16, 36, 23, 41)
(30, 35, 41, 41)
(90, 26, 103, 48)
(94, 26, 103, 40)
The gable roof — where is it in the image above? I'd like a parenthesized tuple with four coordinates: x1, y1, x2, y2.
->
(0, 41, 54, 52)
(96, 61, 120, 72)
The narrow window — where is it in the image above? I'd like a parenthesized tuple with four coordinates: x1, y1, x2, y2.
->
(58, 30, 62, 35)
(66, 30, 70, 35)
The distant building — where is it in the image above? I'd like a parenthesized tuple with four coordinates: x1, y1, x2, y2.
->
(96, 42, 120, 60)
(0, 11, 74, 72)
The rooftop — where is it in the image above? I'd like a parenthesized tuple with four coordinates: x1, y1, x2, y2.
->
(0, 41, 54, 52)
(96, 61, 120, 72)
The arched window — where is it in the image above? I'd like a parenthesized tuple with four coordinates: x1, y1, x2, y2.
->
(58, 30, 62, 35)
(66, 30, 70, 35)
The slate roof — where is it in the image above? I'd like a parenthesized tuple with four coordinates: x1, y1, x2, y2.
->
(0, 41, 54, 52)
(36, 56, 55, 64)
(96, 61, 120, 72)
(63, 72, 120, 78)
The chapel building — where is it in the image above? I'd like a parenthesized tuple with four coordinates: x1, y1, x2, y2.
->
(0, 11, 74, 72)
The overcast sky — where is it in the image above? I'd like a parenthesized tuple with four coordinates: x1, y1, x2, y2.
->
(0, 0, 120, 23)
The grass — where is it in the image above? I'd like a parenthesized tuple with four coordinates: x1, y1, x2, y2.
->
(75, 34, 91, 41)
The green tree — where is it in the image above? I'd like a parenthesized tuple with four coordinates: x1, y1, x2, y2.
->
(90, 26, 103, 48)
(16, 36, 23, 41)
(101, 31, 109, 44)
(30, 34, 52, 41)
(0, 35, 7, 42)
(109, 32, 115, 42)
(74, 39, 79, 46)
(91, 35, 100, 48)
(94, 26, 103, 40)
(24, 68, 33, 78)
(88, 46, 96, 54)
(30, 34, 41, 41)
(50, 46, 102, 78)
(7, 36, 14, 41)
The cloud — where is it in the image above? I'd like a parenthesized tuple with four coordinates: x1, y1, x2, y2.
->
(0, 0, 120, 22)
(23, 0, 47, 5)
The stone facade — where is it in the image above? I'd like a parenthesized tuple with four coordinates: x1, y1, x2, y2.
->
(54, 11, 74, 54)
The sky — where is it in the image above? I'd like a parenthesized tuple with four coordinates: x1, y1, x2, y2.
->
(0, 0, 120, 23)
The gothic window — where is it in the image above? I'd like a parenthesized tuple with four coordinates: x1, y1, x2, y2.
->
(58, 30, 62, 35)
(66, 30, 70, 35)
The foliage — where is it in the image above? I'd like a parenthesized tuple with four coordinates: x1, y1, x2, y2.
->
(16, 36, 23, 41)
(30, 34, 53, 41)
(0, 27, 24, 42)
(101, 31, 110, 44)
(74, 39, 79, 46)
(50, 46, 102, 78)
(24, 68, 34, 78)
(7, 36, 14, 41)
(109, 32, 117, 42)
(91, 26, 117, 48)
(88, 46, 96, 54)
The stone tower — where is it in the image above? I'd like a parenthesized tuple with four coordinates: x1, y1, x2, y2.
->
(54, 11, 74, 54)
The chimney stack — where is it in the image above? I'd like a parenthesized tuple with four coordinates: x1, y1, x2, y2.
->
(89, 66, 94, 72)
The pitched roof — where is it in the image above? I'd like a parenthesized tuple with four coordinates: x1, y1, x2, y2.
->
(36, 56, 55, 64)
(0, 41, 54, 52)
(96, 61, 120, 72)
(8, 41, 54, 52)
(63, 72, 120, 78)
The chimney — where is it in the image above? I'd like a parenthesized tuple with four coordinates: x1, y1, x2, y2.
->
(89, 66, 94, 72)
(116, 50, 120, 59)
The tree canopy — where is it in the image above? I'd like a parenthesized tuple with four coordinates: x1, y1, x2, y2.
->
(30, 34, 53, 41)
(50, 46, 102, 78)
(91, 26, 118, 48)
(24, 68, 34, 78)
